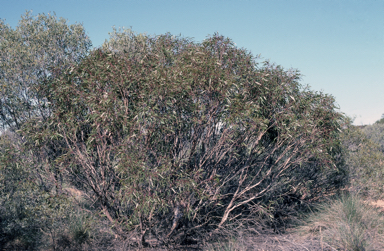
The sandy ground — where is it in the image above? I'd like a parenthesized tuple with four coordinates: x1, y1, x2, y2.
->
(370, 199, 384, 211)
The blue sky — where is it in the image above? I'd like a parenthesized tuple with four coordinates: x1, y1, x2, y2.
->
(1, 0, 383, 125)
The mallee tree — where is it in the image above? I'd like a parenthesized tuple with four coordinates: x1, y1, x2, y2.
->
(24, 32, 346, 246)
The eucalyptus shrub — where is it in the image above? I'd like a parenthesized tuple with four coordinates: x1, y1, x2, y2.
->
(28, 33, 345, 246)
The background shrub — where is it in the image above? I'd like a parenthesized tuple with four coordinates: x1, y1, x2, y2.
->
(363, 121, 384, 153)
(340, 119, 384, 200)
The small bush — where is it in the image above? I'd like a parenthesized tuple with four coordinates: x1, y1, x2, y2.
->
(0, 132, 107, 250)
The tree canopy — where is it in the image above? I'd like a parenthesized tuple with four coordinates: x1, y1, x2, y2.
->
(0, 11, 91, 131)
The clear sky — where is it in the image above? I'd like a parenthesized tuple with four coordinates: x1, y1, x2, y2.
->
(1, 0, 383, 125)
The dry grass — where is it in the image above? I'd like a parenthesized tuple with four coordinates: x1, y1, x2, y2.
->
(202, 194, 384, 251)
(204, 234, 336, 251)
(295, 194, 384, 251)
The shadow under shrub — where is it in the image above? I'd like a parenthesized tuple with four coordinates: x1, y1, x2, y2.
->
(24, 32, 347, 248)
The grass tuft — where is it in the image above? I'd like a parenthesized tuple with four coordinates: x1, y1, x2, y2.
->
(298, 193, 384, 251)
